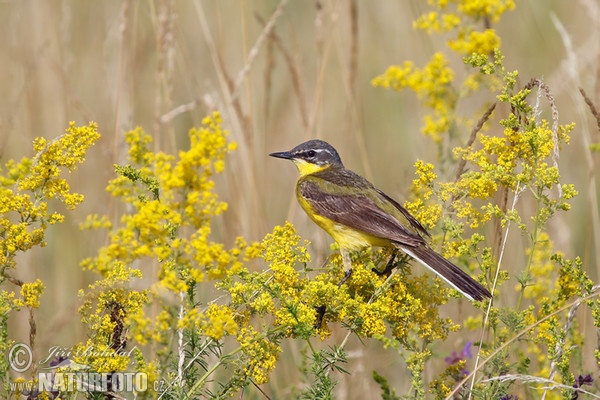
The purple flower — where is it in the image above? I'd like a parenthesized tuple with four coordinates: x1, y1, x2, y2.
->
(49, 356, 69, 368)
(444, 341, 473, 365)
(444, 341, 473, 378)
(575, 373, 593, 387)
(572, 374, 594, 400)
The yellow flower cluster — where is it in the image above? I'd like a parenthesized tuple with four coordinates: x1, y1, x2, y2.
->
(84, 112, 238, 287)
(452, 30, 499, 60)
(429, 359, 468, 398)
(415, 0, 513, 53)
(237, 326, 281, 384)
(76, 259, 149, 374)
(17, 279, 45, 308)
(375, 0, 514, 143)
(77, 112, 257, 394)
(20, 122, 99, 207)
(78, 261, 147, 337)
(448, 117, 576, 236)
(0, 123, 100, 271)
(417, 0, 515, 27)
(199, 303, 238, 340)
(457, 0, 516, 22)
(274, 301, 317, 336)
(79, 214, 112, 230)
(404, 160, 443, 229)
(0, 123, 100, 384)
(72, 339, 131, 373)
(226, 223, 315, 339)
(130, 349, 160, 394)
(372, 53, 455, 142)
(414, 12, 461, 33)
(499, 242, 596, 395)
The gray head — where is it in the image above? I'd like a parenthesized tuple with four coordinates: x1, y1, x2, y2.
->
(269, 139, 344, 169)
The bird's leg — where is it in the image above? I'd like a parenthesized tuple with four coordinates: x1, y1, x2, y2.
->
(338, 248, 353, 287)
(373, 248, 399, 277)
(314, 305, 326, 329)
(315, 249, 353, 329)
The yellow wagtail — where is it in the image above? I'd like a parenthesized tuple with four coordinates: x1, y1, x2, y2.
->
(270, 139, 491, 301)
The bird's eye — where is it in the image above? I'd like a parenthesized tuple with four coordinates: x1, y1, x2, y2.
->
(306, 150, 316, 158)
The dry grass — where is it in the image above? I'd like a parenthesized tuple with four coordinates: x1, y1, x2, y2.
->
(1, 1, 599, 398)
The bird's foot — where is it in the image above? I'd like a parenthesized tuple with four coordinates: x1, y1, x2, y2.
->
(314, 269, 353, 329)
(372, 249, 398, 277)
(338, 268, 353, 288)
(314, 305, 326, 329)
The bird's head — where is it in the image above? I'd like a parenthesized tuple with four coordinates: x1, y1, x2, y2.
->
(269, 140, 344, 176)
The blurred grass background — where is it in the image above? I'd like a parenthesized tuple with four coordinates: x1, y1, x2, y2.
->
(1, 0, 599, 397)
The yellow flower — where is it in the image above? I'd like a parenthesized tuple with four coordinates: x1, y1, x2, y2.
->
(449, 29, 501, 56)
(373, 53, 455, 141)
(458, 0, 515, 23)
(20, 279, 45, 308)
(201, 304, 239, 340)
(239, 328, 281, 385)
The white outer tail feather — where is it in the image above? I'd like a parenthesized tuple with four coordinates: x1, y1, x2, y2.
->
(400, 246, 476, 301)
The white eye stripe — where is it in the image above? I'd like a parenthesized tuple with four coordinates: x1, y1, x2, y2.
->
(292, 147, 337, 162)
(296, 149, 322, 156)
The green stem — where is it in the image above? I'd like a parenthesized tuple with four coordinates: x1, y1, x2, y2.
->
(516, 185, 544, 311)
(182, 345, 243, 400)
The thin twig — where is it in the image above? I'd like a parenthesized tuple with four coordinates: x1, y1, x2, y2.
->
(468, 182, 524, 399)
(552, 11, 600, 285)
(540, 297, 582, 400)
(28, 307, 37, 376)
(254, 12, 309, 130)
(113, 0, 131, 165)
(484, 374, 600, 399)
(343, 0, 372, 181)
(306, 0, 338, 139)
(454, 103, 496, 182)
(160, 99, 199, 123)
(250, 379, 273, 400)
(348, 0, 358, 98)
(262, 25, 275, 127)
(3, 273, 24, 287)
(492, 185, 508, 261)
(579, 87, 600, 134)
(524, 78, 561, 196)
(230, 0, 288, 104)
(154, 0, 176, 148)
(177, 291, 186, 386)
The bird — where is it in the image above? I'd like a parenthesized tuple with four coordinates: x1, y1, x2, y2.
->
(269, 139, 492, 301)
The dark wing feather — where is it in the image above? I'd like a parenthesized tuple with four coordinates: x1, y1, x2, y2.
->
(298, 179, 425, 247)
(375, 188, 430, 238)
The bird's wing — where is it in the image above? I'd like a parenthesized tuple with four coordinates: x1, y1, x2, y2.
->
(298, 179, 425, 247)
(374, 188, 431, 238)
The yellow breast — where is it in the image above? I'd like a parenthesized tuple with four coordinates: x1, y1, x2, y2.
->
(297, 193, 391, 251)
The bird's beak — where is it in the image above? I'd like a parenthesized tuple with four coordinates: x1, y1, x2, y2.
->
(269, 151, 294, 160)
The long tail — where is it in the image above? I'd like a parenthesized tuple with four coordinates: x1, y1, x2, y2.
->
(400, 245, 492, 301)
